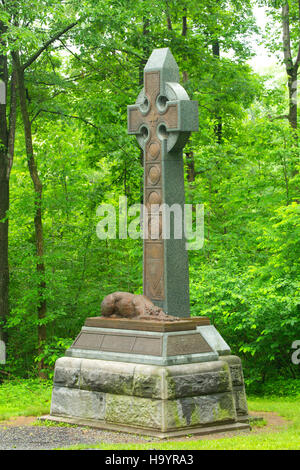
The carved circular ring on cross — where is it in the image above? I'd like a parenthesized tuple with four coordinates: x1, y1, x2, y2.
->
(136, 81, 190, 152)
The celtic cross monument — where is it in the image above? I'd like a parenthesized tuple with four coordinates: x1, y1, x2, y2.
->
(48, 48, 249, 438)
(128, 48, 198, 317)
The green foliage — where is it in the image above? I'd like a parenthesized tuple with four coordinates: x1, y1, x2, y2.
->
(250, 418, 267, 428)
(33, 419, 78, 428)
(0, 0, 299, 388)
(247, 378, 300, 397)
(34, 337, 74, 379)
(0, 378, 52, 420)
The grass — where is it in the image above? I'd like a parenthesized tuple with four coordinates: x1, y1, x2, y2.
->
(60, 397, 300, 450)
(0, 378, 52, 420)
(249, 417, 267, 428)
(33, 419, 79, 428)
(1, 379, 300, 449)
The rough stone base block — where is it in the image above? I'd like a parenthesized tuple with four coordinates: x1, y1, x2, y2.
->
(41, 414, 249, 439)
(221, 356, 249, 422)
(48, 356, 250, 438)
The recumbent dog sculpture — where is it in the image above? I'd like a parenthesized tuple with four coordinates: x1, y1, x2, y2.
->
(101, 291, 179, 322)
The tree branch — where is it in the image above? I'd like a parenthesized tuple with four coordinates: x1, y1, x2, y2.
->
(22, 21, 78, 71)
(58, 38, 81, 61)
(182, 8, 187, 37)
(119, 48, 145, 61)
(165, 0, 172, 30)
(35, 108, 101, 130)
(296, 45, 300, 67)
(296, 0, 300, 66)
(268, 113, 289, 122)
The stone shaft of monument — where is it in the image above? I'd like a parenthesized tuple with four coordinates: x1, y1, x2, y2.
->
(128, 48, 198, 317)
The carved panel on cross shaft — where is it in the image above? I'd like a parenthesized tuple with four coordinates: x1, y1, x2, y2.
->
(143, 71, 164, 301)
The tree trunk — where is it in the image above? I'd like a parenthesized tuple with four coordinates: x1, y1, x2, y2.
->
(139, 17, 149, 86)
(288, 66, 298, 130)
(164, 0, 173, 30)
(13, 51, 47, 378)
(186, 151, 195, 183)
(282, 2, 298, 131)
(212, 39, 222, 144)
(180, 10, 195, 183)
(138, 16, 150, 203)
(182, 10, 189, 82)
(182, 11, 187, 36)
(0, 19, 18, 352)
(0, 156, 9, 347)
(0, 37, 8, 346)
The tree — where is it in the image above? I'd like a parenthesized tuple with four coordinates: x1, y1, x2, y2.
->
(0, 17, 17, 349)
(0, 0, 78, 376)
(282, 1, 300, 129)
(260, 0, 300, 130)
(2, 0, 298, 387)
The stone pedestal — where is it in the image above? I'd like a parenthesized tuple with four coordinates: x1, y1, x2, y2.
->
(45, 318, 249, 438)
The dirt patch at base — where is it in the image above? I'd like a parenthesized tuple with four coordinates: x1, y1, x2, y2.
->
(171, 411, 289, 442)
(0, 416, 37, 426)
(249, 411, 289, 433)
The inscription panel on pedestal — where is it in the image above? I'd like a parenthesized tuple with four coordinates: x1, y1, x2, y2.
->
(71, 329, 214, 359)
(72, 331, 163, 357)
(166, 333, 213, 356)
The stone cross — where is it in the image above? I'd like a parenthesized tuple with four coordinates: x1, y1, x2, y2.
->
(127, 48, 198, 317)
